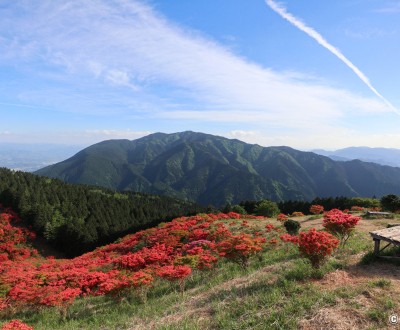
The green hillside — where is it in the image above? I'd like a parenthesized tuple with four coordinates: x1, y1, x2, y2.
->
(0, 168, 204, 256)
(1, 208, 399, 330)
(36, 131, 400, 205)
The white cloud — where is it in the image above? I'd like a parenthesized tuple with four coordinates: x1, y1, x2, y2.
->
(105, 69, 139, 90)
(0, 0, 399, 149)
(221, 127, 400, 150)
(0, 0, 393, 124)
(265, 0, 400, 115)
(84, 129, 151, 140)
(229, 130, 259, 138)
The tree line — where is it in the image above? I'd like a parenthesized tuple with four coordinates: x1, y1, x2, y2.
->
(223, 196, 382, 216)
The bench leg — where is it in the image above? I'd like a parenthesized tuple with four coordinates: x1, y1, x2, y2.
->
(373, 239, 380, 255)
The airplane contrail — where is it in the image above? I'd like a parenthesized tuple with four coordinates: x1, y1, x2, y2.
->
(265, 0, 400, 115)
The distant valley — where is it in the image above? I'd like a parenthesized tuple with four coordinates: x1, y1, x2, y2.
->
(35, 131, 400, 206)
(0, 143, 83, 171)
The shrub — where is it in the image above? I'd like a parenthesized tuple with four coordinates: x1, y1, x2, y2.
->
(309, 204, 324, 215)
(281, 228, 339, 268)
(323, 209, 360, 246)
(277, 213, 288, 222)
(291, 211, 304, 217)
(217, 233, 266, 268)
(380, 194, 400, 212)
(231, 205, 247, 215)
(1, 320, 33, 330)
(283, 219, 301, 236)
(254, 200, 280, 217)
(350, 206, 363, 212)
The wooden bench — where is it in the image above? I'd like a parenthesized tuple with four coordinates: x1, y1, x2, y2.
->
(370, 225, 400, 258)
(366, 211, 391, 215)
(364, 211, 392, 219)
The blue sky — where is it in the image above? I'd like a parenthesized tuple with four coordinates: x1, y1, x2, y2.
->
(1, 0, 400, 149)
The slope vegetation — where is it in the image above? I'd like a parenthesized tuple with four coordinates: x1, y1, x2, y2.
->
(0, 168, 204, 256)
(1, 207, 399, 329)
(37, 131, 400, 205)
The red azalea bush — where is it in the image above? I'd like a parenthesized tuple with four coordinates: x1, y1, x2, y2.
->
(350, 205, 364, 212)
(157, 265, 192, 292)
(323, 209, 360, 246)
(217, 233, 266, 268)
(276, 213, 288, 222)
(265, 223, 275, 232)
(0, 209, 272, 314)
(281, 228, 339, 268)
(0, 209, 37, 262)
(1, 320, 33, 330)
(291, 212, 304, 217)
(309, 204, 324, 215)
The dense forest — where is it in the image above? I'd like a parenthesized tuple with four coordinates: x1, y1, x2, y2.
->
(0, 168, 205, 256)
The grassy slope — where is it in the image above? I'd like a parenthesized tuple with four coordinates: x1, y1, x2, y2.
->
(3, 215, 400, 330)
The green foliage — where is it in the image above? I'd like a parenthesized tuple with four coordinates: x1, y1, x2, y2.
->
(283, 219, 301, 235)
(0, 168, 205, 257)
(231, 204, 246, 215)
(43, 210, 65, 241)
(278, 196, 381, 215)
(35, 131, 400, 206)
(368, 279, 391, 288)
(349, 197, 380, 209)
(254, 200, 280, 217)
(380, 194, 400, 212)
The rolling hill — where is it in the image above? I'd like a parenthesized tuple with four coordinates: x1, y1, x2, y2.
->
(36, 131, 400, 205)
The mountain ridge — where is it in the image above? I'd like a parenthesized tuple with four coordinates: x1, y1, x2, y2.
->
(312, 146, 400, 167)
(36, 131, 400, 205)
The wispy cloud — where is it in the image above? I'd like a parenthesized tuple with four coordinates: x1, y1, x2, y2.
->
(84, 129, 151, 140)
(375, 3, 400, 13)
(0, 0, 394, 134)
(265, 0, 400, 115)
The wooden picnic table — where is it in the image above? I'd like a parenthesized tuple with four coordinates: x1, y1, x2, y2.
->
(369, 226, 400, 258)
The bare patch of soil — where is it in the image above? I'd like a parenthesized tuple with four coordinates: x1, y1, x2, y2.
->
(299, 306, 369, 330)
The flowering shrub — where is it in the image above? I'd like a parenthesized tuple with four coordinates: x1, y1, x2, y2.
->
(157, 265, 192, 292)
(276, 213, 288, 222)
(0, 209, 271, 314)
(1, 320, 33, 330)
(281, 228, 339, 268)
(309, 204, 324, 215)
(265, 223, 275, 233)
(0, 209, 37, 262)
(217, 233, 266, 268)
(350, 206, 363, 212)
(323, 209, 360, 246)
(291, 212, 304, 217)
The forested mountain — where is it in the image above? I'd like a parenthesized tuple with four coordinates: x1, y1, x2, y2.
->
(313, 146, 400, 167)
(36, 131, 400, 205)
(0, 168, 204, 256)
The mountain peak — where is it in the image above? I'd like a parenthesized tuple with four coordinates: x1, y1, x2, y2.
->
(36, 132, 400, 205)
